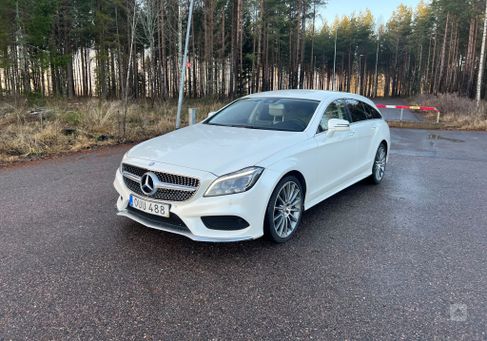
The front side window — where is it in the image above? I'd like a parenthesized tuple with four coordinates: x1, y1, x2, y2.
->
(205, 97, 319, 132)
(318, 99, 348, 132)
(346, 99, 368, 122)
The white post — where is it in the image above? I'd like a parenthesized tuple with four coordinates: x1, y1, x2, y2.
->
(436, 110, 441, 124)
(188, 108, 197, 125)
(400, 108, 404, 121)
(175, 0, 195, 129)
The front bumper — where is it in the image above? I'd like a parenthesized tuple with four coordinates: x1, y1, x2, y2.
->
(113, 161, 276, 242)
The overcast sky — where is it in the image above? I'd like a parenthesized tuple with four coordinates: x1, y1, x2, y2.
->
(318, 0, 423, 26)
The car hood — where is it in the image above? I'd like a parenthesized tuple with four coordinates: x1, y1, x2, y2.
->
(127, 123, 304, 175)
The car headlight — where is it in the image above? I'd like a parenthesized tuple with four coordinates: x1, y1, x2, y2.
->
(204, 167, 264, 197)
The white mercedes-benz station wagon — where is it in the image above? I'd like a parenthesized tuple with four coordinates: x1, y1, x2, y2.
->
(114, 90, 390, 243)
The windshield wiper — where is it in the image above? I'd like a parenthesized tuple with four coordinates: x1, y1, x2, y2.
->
(207, 123, 296, 132)
(207, 123, 262, 129)
(205, 122, 228, 127)
(236, 125, 270, 130)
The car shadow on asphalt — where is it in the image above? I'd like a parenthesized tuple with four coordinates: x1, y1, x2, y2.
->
(115, 178, 378, 263)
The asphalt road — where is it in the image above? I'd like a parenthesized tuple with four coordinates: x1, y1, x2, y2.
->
(1, 128, 487, 340)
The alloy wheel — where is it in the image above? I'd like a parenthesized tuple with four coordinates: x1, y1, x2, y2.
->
(374, 145, 387, 181)
(272, 181, 303, 238)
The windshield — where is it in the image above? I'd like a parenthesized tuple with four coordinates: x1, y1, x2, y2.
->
(205, 97, 320, 132)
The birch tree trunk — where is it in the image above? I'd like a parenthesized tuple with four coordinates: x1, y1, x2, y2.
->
(477, 0, 487, 105)
(436, 13, 449, 94)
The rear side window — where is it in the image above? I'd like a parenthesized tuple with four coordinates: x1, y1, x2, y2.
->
(319, 100, 348, 132)
(363, 103, 383, 119)
(346, 99, 368, 122)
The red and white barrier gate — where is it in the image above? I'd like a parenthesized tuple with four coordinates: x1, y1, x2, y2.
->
(375, 104, 441, 123)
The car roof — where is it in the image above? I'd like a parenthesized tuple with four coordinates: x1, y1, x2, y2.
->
(244, 90, 373, 105)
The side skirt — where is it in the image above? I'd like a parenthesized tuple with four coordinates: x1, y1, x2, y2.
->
(304, 170, 372, 211)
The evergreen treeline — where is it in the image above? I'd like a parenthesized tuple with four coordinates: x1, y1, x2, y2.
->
(0, 0, 486, 100)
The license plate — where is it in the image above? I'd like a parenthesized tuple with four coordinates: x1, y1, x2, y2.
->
(129, 195, 170, 218)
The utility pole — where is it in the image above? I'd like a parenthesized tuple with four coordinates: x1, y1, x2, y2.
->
(176, 0, 195, 129)
(332, 28, 337, 91)
(358, 54, 364, 94)
(374, 30, 380, 98)
(374, 28, 380, 97)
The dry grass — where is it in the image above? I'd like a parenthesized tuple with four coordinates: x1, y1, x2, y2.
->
(410, 93, 487, 130)
(0, 97, 225, 165)
(2, 93, 485, 165)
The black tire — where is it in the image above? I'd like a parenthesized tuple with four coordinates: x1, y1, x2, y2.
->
(264, 175, 304, 243)
(370, 143, 387, 184)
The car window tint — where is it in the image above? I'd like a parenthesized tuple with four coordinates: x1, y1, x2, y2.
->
(346, 99, 368, 122)
(319, 100, 347, 131)
(363, 102, 382, 119)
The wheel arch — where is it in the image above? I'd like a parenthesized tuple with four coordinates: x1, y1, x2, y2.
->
(280, 170, 307, 197)
(264, 169, 307, 242)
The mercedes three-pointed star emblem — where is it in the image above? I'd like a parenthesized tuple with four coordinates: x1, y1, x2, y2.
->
(140, 172, 158, 196)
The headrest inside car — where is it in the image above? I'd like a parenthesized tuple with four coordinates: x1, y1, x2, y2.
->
(269, 104, 285, 117)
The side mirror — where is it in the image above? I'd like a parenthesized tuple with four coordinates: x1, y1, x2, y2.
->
(328, 118, 350, 132)
(207, 111, 216, 118)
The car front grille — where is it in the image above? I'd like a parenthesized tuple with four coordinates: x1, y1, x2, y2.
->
(122, 163, 200, 202)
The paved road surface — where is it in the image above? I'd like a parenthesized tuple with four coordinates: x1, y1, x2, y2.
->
(1, 128, 487, 340)
(374, 98, 423, 122)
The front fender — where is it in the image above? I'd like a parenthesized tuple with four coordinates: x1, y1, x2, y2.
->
(257, 137, 317, 208)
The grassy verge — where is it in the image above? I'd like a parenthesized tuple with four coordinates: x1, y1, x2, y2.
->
(408, 93, 487, 130)
(0, 97, 225, 165)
